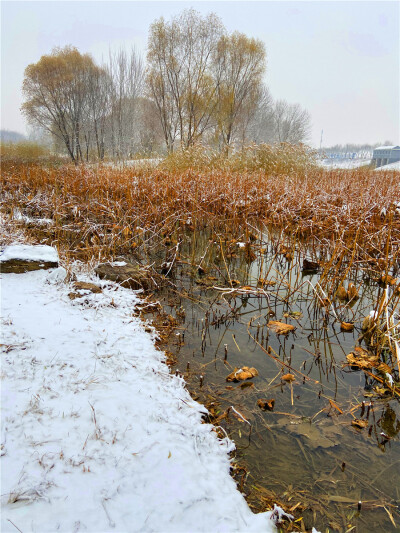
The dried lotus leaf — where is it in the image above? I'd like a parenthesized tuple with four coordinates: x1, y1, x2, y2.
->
(377, 362, 392, 374)
(379, 274, 397, 286)
(267, 321, 295, 335)
(257, 399, 275, 411)
(346, 346, 379, 369)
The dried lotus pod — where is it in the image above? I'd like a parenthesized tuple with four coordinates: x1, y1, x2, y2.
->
(336, 286, 348, 300)
(347, 283, 359, 301)
(281, 373, 295, 382)
(226, 366, 258, 382)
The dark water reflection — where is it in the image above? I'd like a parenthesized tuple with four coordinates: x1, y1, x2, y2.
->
(133, 228, 400, 532)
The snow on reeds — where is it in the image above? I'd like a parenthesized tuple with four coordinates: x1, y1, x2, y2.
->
(1, 148, 399, 266)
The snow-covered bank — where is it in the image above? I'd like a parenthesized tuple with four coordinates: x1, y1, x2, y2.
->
(1, 253, 281, 532)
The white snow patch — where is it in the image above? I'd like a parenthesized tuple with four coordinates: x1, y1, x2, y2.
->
(109, 260, 127, 267)
(46, 266, 67, 284)
(0, 244, 59, 263)
(1, 267, 279, 532)
(318, 159, 371, 169)
(375, 160, 400, 171)
(13, 209, 54, 226)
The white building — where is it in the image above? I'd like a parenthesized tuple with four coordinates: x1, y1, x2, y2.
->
(372, 146, 400, 168)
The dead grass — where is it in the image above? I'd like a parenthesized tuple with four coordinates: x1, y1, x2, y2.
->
(160, 143, 317, 174)
(1, 157, 399, 264)
(0, 141, 67, 165)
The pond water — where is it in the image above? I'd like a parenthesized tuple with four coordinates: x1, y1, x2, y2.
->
(133, 227, 400, 532)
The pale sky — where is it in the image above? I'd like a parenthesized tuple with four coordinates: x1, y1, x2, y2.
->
(1, 0, 399, 147)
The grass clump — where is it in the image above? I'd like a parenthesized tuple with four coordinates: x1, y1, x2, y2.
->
(160, 143, 318, 174)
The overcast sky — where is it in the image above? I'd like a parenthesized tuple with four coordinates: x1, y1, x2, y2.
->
(1, 0, 399, 147)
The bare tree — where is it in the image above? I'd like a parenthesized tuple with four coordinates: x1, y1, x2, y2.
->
(271, 100, 311, 144)
(107, 48, 145, 159)
(135, 97, 165, 154)
(85, 66, 111, 160)
(246, 85, 274, 143)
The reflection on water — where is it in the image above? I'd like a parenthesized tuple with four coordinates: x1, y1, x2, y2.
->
(134, 228, 400, 532)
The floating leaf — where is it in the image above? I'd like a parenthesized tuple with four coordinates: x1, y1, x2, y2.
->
(283, 311, 303, 319)
(267, 321, 295, 335)
(346, 347, 379, 369)
(341, 322, 354, 332)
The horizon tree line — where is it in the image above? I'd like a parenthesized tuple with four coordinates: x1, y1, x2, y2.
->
(22, 8, 312, 163)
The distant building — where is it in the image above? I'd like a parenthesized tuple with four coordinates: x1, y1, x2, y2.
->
(372, 146, 400, 168)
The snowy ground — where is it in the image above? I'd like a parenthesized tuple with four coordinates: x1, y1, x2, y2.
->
(318, 158, 400, 171)
(318, 158, 371, 169)
(1, 246, 284, 533)
(375, 160, 400, 171)
(101, 158, 161, 169)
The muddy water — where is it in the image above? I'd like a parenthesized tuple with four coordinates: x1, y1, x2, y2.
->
(135, 229, 400, 532)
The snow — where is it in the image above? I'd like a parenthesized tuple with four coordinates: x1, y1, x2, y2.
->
(374, 145, 398, 150)
(109, 260, 127, 267)
(375, 160, 400, 171)
(318, 158, 371, 169)
(12, 209, 54, 226)
(101, 158, 161, 169)
(0, 244, 59, 263)
(1, 256, 281, 532)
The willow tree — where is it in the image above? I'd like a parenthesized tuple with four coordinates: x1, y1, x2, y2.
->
(22, 46, 99, 162)
(147, 9, 224, 152)
(213, 32, 266, 150)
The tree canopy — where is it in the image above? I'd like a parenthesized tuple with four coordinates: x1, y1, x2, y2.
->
(21, 11, 311, 161)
